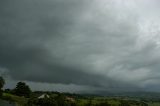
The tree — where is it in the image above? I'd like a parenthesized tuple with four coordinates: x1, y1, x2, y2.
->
(14, 82, 31, 97)
(0, 76, 5, 96)
(0, 76, 5, 89)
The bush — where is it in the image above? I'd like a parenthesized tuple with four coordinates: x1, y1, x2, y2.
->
(27, 97, 58, 106)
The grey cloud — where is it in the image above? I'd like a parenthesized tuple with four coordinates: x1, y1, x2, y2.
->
(1, 0, 160, 92)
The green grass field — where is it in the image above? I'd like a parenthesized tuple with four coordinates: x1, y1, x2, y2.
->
(2, 93, 28, 106)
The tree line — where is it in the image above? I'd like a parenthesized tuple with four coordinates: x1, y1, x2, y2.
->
(0, 76, 149, 106)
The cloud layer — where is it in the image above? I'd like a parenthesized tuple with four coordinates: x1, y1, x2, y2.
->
(1, 0, 160, 92)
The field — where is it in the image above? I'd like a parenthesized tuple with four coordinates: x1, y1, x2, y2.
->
(76, 97, 160, 106)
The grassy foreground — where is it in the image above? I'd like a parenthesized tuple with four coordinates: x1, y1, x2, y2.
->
(2, 93, 28, 106)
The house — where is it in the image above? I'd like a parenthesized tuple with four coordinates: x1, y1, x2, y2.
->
(66, 97, 75, 102)
(38, 94, 50, 99)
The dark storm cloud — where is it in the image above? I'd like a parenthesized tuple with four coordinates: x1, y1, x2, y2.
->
(0, 0, 114, 87)
(0, 0, 103, 85)
(1, 0, 160, 92)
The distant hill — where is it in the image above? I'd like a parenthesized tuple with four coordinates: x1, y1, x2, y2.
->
(94, 91, 160, 99)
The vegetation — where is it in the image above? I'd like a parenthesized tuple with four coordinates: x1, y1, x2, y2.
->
(2, 90, 160, 106)
(0, 77, 160, 106)
(27, 96, 58, 106)
(2, 92, 28, 105)
(13, 82, 31, 98)
(0, 76, 5, 97)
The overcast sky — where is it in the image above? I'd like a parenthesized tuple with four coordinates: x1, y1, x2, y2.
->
(1, 0, 160, 93)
